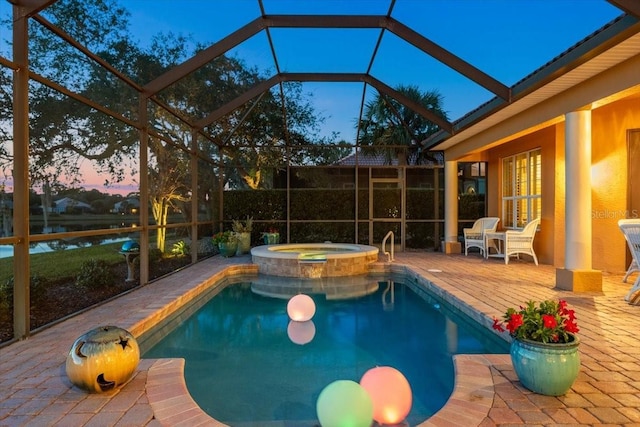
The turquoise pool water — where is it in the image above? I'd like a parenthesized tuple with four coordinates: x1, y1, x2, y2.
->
(142, 276, 508, 426)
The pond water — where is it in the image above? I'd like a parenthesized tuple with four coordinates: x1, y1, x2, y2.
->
(0, 238, 130, 259)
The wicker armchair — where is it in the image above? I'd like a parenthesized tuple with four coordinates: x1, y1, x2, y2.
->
(463, 217, 500, 256)
(504, 218, 540, 265)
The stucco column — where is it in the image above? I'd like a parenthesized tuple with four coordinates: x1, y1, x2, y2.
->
(443, 160, 461, 254)
(556, 109, 602, 291)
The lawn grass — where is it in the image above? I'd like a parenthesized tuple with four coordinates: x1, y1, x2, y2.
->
(0, 242, 124, 283)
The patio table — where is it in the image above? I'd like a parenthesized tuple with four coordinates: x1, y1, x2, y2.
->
(485, 231, 506, 259)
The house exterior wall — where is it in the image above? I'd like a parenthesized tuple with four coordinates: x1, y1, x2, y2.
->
(590, 97, 640, 273)
(486, 126, 557, 265)
(483, 97, 640, 272)
(439, 49, 640, 275)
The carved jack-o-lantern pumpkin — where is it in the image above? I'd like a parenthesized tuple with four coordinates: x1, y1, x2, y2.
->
(65, 325, 140, 393)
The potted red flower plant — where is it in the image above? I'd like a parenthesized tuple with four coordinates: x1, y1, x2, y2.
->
(493, 299, 580, 396)
(262, 227, 280, 245)
(212, 231, 238, 257)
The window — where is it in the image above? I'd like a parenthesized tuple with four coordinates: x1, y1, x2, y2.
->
(458, 161, 487, 196)
(502, 148, 541, 228)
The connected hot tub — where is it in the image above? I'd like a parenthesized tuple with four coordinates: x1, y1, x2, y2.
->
(250, 243, 380, 278)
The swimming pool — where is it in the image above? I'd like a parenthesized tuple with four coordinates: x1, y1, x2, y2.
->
(142, 275, 508, 426)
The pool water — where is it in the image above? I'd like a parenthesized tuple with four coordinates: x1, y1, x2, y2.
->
(143, 277, 508, 426)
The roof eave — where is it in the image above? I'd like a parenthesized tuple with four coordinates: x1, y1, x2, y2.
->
(423, 13, 640, 151)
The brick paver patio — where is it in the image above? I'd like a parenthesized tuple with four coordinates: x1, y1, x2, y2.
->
(1, 252, 639, 426)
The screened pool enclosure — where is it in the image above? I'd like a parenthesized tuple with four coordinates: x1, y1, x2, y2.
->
(2, 0, 629, 342)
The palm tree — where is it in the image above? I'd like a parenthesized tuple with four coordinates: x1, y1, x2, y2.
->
(357, 85, 448, 165)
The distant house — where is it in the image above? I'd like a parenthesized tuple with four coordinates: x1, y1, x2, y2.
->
(49, 197, 93, 214)
(112, 198, 140, 214)
(335, 151, 443, 166)
(335, 152, 401, 166)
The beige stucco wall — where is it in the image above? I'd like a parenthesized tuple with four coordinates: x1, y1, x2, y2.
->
(486, 126, 557, 266)
(590, 97, 640, 273)
(483, 97, 639, 273)
(443, 53, 640, 272)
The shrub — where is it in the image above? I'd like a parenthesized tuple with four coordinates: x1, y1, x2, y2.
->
(149, 248, 163, 262)
(0, 278, 12, 310)
(30, 275, 49, 301)
(232, 216, 253, 233)
(171, 240, 190, 256)
(75, 259, 115, 289)
(212, 231, 238, 244)
(197, 238, 216, 255)
(1, 274, 49, 304)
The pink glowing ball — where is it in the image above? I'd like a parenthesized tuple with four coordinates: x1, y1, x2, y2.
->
(287, 320, 316, 345)
(360, 366, 412, 425)
(287, 294, 316, 322)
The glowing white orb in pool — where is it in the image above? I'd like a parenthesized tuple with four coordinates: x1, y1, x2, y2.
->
(287, 294, 316, 321)
(360, 366, 412, 425)
(316, 380, 373, 427)
(287, 320, 316, 345)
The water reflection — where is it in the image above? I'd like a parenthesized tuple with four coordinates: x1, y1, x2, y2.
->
(1, 218, 140, 258)
(31, 220, 137, 235)
(250, 274, 380, 300)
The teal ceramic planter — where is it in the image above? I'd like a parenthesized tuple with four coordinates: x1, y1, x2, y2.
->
(263, 232, 280, 245)
(510, 334, 580, 396)
(218, 241, 238, 257)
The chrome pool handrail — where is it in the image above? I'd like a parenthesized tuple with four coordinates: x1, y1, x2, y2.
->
(382, 230, 395, 262)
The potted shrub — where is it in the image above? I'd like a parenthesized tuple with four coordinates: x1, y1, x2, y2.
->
(493, 299, 580, 396)
(232, 216, 253, 255)
(212, 231, 238, 257)
(262, 227, 280, 245)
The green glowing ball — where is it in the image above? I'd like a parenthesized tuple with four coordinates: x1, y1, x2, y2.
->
(316, 380, 373, 427)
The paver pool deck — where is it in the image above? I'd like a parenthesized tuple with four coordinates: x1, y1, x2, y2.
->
(1, 251, 639, 426)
